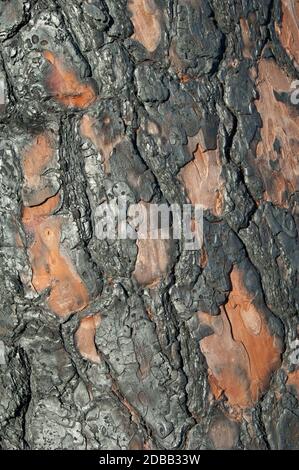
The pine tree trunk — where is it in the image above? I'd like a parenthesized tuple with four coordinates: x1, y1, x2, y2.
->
(0, 0, 298, 450)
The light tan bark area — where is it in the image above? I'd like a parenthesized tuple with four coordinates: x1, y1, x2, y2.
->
(75, 314, 102, 363)
(179, 132, 224, 216)
(128, 0, 162, 52)
(132, 202, 173, 288)
(255, 59, 299, 206)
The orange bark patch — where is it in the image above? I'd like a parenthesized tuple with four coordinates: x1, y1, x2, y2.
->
(199, 245, 208, 269)
(199, 266, 282, 408)
(22, 194, 89, 317)
(43, 50, 97, 109)
(287, 370, 299, 397)
(128, 0, 162, 52)
(276, 0, 299, 66)
(22, 192, 61, 222)
(254, 59, 299, 207)
(75, 314, 101, 363)
(21, 132, 57, 206)
(179, 132, 224, 215)
(80, 114, 123, 173)
(132, 202, 172, 288)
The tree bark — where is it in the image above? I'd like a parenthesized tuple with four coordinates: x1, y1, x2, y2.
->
(0, 0, 298, 450)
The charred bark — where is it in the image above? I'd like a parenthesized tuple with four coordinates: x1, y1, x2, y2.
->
(0, 0, 298, 450)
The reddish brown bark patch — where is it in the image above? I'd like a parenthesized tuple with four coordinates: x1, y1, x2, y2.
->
(179, 132, 224, 215)
(22, 133, 53, 182)
(134, 238, 172, 288)
(287, 370, 299, 398)
(22, 192, 61, 222)
(254, 59, 299, 207)
(75, 314, 101, 363)
(43, 51, 97, 109)
(276, 0, 299, 66)
(128, 0, 162, 52)
(22, 194, 89, 318)
(240, 18, 253, 59)
(80, 114, 123, 174)
(128, 435, 147, 450)
(199, 265, 283, 408)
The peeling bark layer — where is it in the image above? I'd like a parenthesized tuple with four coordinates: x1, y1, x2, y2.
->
(0, 0, 298, 451)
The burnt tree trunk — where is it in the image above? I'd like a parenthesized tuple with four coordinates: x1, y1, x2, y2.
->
(0, 0, 298, 450)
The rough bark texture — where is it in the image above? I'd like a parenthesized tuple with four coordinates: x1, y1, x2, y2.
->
(0, 0, 298, 450)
